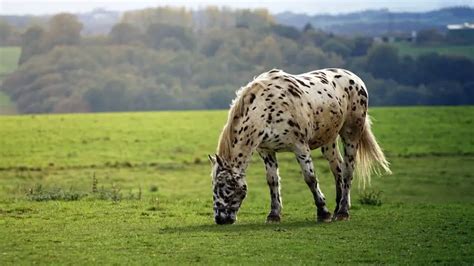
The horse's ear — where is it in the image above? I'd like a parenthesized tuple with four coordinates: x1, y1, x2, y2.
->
(208, 154, 216, 165)
(215, 154, 226, 168)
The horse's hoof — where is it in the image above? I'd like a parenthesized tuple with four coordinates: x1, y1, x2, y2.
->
(266, 214, 281, 223)
(317, 211, 332, 223)
(334, 212, 350, 221)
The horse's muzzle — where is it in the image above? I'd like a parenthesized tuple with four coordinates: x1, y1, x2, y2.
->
(214, 210, 236, 225)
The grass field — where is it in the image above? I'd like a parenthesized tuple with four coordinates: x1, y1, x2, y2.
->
(0, 46, 20, 114)
(0, 107, 473, 264)
(393, 42, 474, 59)
(0, 46, 20, 79)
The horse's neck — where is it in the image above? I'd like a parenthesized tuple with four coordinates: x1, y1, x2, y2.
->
(223, 131, 256, 173)
(227, 145, 253, 174)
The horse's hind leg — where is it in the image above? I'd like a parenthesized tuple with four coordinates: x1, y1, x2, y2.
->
(321, 139, 344, 216)
(259, 150, 282, 223)
(295, 145, 332, 222)
(337, 124, 364, 221)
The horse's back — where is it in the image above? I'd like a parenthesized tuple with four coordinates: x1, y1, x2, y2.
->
(254, 68, 369, 151)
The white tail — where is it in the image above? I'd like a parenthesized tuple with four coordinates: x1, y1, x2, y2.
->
(356, 115, 392, 188)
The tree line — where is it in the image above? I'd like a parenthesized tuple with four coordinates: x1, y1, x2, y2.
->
(1, 7, 473, 113)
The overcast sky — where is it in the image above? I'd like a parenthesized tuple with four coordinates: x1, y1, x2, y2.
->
(1, 0, 473, 15)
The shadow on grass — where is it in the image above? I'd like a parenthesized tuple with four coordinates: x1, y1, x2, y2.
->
(159, 219, 333, 234)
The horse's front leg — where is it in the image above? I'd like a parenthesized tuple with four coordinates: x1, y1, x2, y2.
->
(259, 150, 282, 223)
(295, 146, 332, 222)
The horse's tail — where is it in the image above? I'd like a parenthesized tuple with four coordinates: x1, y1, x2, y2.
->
(356, 115, 392, 188)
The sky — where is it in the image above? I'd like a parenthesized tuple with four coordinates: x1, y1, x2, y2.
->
(1, 0, 473, 15)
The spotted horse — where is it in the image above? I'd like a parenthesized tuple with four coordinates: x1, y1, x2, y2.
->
(209, 68, 391, 225)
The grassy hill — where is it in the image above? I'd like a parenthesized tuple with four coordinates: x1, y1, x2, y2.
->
(393, 42, 474, 59)
(0, 107, 473, 264)
(0, 46, 20, 114)
(0, 46, 20, 78)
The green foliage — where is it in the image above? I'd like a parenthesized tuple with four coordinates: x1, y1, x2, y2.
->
(0, 19, 20, 46)
(417, 29, 445, 45)
(108, 23, 142, 45)
(48, 13, 83, 46)
(1, 8, 474, 113)
(322, 38, 351, 57)
(359, 190, 383, 206)
(26, 184, 86, 201)
(0, 46, 20, 78)
(393, 41, 474, 60)
(0, 107, 473, 264)
(366, 44, 400, 79)
(146, 23, 195, 51)
(18, 25, 47, 64)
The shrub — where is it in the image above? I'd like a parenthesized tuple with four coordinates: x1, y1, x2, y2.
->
(359, 190, 383, 206)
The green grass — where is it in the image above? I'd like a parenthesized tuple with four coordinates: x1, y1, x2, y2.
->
(0, 107, 473, 264)
(0, 46, 20, 114)
(0, 91, 12, 105)
(393, 42, 474, 59)
(0, 46, 20, 79)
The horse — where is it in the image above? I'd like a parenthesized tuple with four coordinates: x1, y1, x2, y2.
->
(209, 68, 391, 225)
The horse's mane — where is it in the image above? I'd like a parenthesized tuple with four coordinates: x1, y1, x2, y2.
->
(217, 79, 264, 161)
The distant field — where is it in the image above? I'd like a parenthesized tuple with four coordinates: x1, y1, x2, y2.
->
(0, 46, 20, 78)
(0, 107, 473, 264)
(393, 42, 474, 59)
(0, 91, 16, 114)
(0, 46, 20, 114)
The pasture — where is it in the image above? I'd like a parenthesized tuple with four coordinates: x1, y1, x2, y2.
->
(393, 42, 474, 59)
(0, 107, 473, 264)
(0, 46, 20, 114)
(0, 46, 20, 79)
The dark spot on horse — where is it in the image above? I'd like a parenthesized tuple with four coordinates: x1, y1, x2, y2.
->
(294, 78, 310, 88)
(358, 89, 368, 98)
(249, 93, 256, 104)
(284, 78, 299, 88)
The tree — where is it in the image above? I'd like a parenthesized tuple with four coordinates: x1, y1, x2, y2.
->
(366, 44, 400, 79)
(236, 9, 273, 29)
(270, 24, 301, 40)
(322, 39, 351, 57)
(303, 23, 314, 32)
(417, 29, 444, 45)
(0, 20, 12, 45)
(109, 23, 142, 45)
(84, 79, 130, 112)
(146, 23, 195, 50)
(351, 36, 373, 56)
(48, 13, 83, 47)
(18, 25, 47, 64)
(252, 36, 284, 68)
(295, 46, 344, 70)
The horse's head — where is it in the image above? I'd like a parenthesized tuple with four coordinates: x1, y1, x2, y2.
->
(209, 154, 247, 225)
